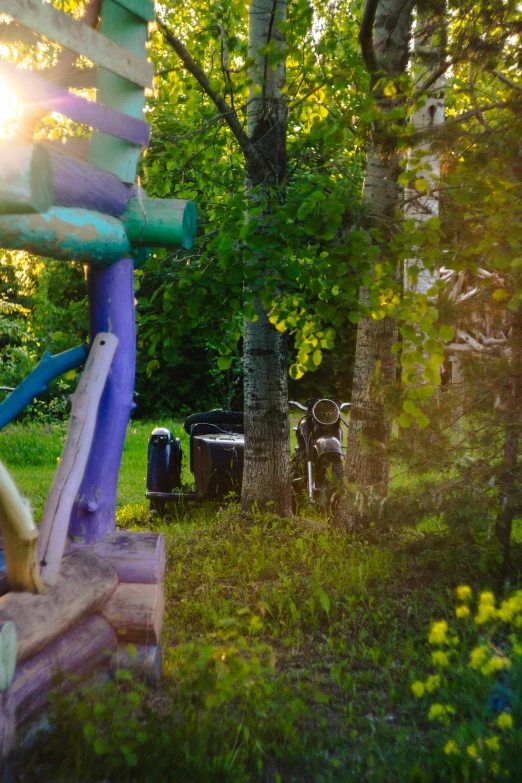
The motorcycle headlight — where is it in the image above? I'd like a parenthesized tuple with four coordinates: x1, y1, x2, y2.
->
(312, 399, 340, 425)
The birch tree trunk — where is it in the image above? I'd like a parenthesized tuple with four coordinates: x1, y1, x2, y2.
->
(241, 0, 292, 516)
(336, 0, 414, 529)
(404, 2, 446, 294)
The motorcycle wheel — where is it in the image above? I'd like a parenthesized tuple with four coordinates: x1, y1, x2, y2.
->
(183, 409, 244, 434)
(290, 451, 305, 513)
(316, 454, 344, 514)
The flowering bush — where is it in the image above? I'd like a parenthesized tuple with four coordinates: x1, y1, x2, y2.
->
(411, 586, 522, 780)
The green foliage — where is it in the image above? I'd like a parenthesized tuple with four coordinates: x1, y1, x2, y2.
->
(411, 585, 522, 781)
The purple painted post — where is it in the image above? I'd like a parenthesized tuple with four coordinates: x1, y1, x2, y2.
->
(69, 258, 135, 543)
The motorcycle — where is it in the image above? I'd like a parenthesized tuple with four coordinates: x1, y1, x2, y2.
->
(289, 398, 349, 510)
(145, 398, 349, 513)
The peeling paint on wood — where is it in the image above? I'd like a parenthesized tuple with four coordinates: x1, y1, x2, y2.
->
(0, 142, 53, 215)
(122, 194, 197, 248)
(88, 0, 148, 183)
(0, 207, 132, 266)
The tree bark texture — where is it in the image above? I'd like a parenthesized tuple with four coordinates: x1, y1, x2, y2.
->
(241, 0, 292, 516)
(336, 0, 414, 529)
(404, 2, 446, 294)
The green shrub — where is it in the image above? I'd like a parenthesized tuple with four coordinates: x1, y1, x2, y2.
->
(40, 636, 307, 783)
(410, 585, 522, 781)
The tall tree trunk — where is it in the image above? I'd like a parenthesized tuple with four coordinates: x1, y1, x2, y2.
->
(336, 0, 414, 529)
(241, 0, 292, 516)
(404, 1, 446, 294)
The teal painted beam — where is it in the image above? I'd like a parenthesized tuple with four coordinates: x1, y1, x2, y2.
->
(122, 196, 197, 249)
(114, 0, 155, 22)
(88, 0, 148, 184)
(0, 207, 132, 266)
(0, 142, 53, 214)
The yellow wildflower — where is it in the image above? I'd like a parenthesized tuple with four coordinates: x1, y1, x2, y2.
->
(469, 645, 489, 670)
(428, 703, 446, 720)
(428, 703, 454, 725)
(425, 674, 441, 694)
(497, 591, 522, 623)
(411, 681, 425, 698)
(481, 655, 512, 676)
(432, 651, 450, 668)
(456, 585, 472, 602)
(497, 713, 513, 731)
(485, 736, 500, 752)
(510, 636, 522, 657)
(444, 740, 459, 756)
(428, 620, 449, 645)
(467, 744, 478, 758)
(456, 605, 470, 619)
(475, 592, 497, 625)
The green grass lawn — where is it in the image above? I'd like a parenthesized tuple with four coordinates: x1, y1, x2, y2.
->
(0, 419, 190, 520)
(1, 422, 521, 782)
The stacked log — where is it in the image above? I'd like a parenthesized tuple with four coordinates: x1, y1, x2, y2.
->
(0, 530, 166, 755)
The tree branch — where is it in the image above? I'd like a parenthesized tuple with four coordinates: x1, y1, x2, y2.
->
(214, 23, 242, 74)
(493, 69, 522, 94)
(157, 18, 257, 162)
(158, 105, 247, 141)
(412, 58, 457, 102)
(449, 102, 513, 124)
(358, 0, 379, 74)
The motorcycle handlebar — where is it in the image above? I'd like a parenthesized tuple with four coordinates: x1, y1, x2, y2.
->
(289, 400, 350, 412)
(289, 400, 307, 412)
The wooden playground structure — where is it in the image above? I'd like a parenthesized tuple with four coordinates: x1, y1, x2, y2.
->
(0, 0, 196, 756)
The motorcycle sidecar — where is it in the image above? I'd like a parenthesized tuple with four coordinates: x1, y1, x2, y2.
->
(145, 410, 244, 511)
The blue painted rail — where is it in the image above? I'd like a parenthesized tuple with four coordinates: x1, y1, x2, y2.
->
(0, 345, 87, 431)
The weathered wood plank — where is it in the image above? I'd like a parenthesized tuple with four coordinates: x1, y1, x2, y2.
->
(11, 615, 116, 725)
(88, 0, 148, 183)
(0, 622, 17, 692)
(50, 152, 132, 216)
(0, 550, 117, 662)
(41, 66, 97, 90)
(114, 0, 155, 23)
(90, 531, 165, 584)
(41, 138, 90, 162)
(0, 21, 38, 45)
(0, 207, 132, 267)
(38, 333, 118, 587)
(102, 582, 164, 645)
(0, 60, 150, 146)
(1, 0, 153, 88)
(0, 459, 43, 593)
(0, 689, 15, 758)
(0, 142, 53, 215)
(116, 643, 162, 684)
(122, 195, 197, 249)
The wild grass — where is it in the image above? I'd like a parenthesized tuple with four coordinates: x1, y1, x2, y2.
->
(2, 421, 520, 781)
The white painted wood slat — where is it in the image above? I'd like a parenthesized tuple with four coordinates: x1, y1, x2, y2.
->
(0, 0, 154, 88)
